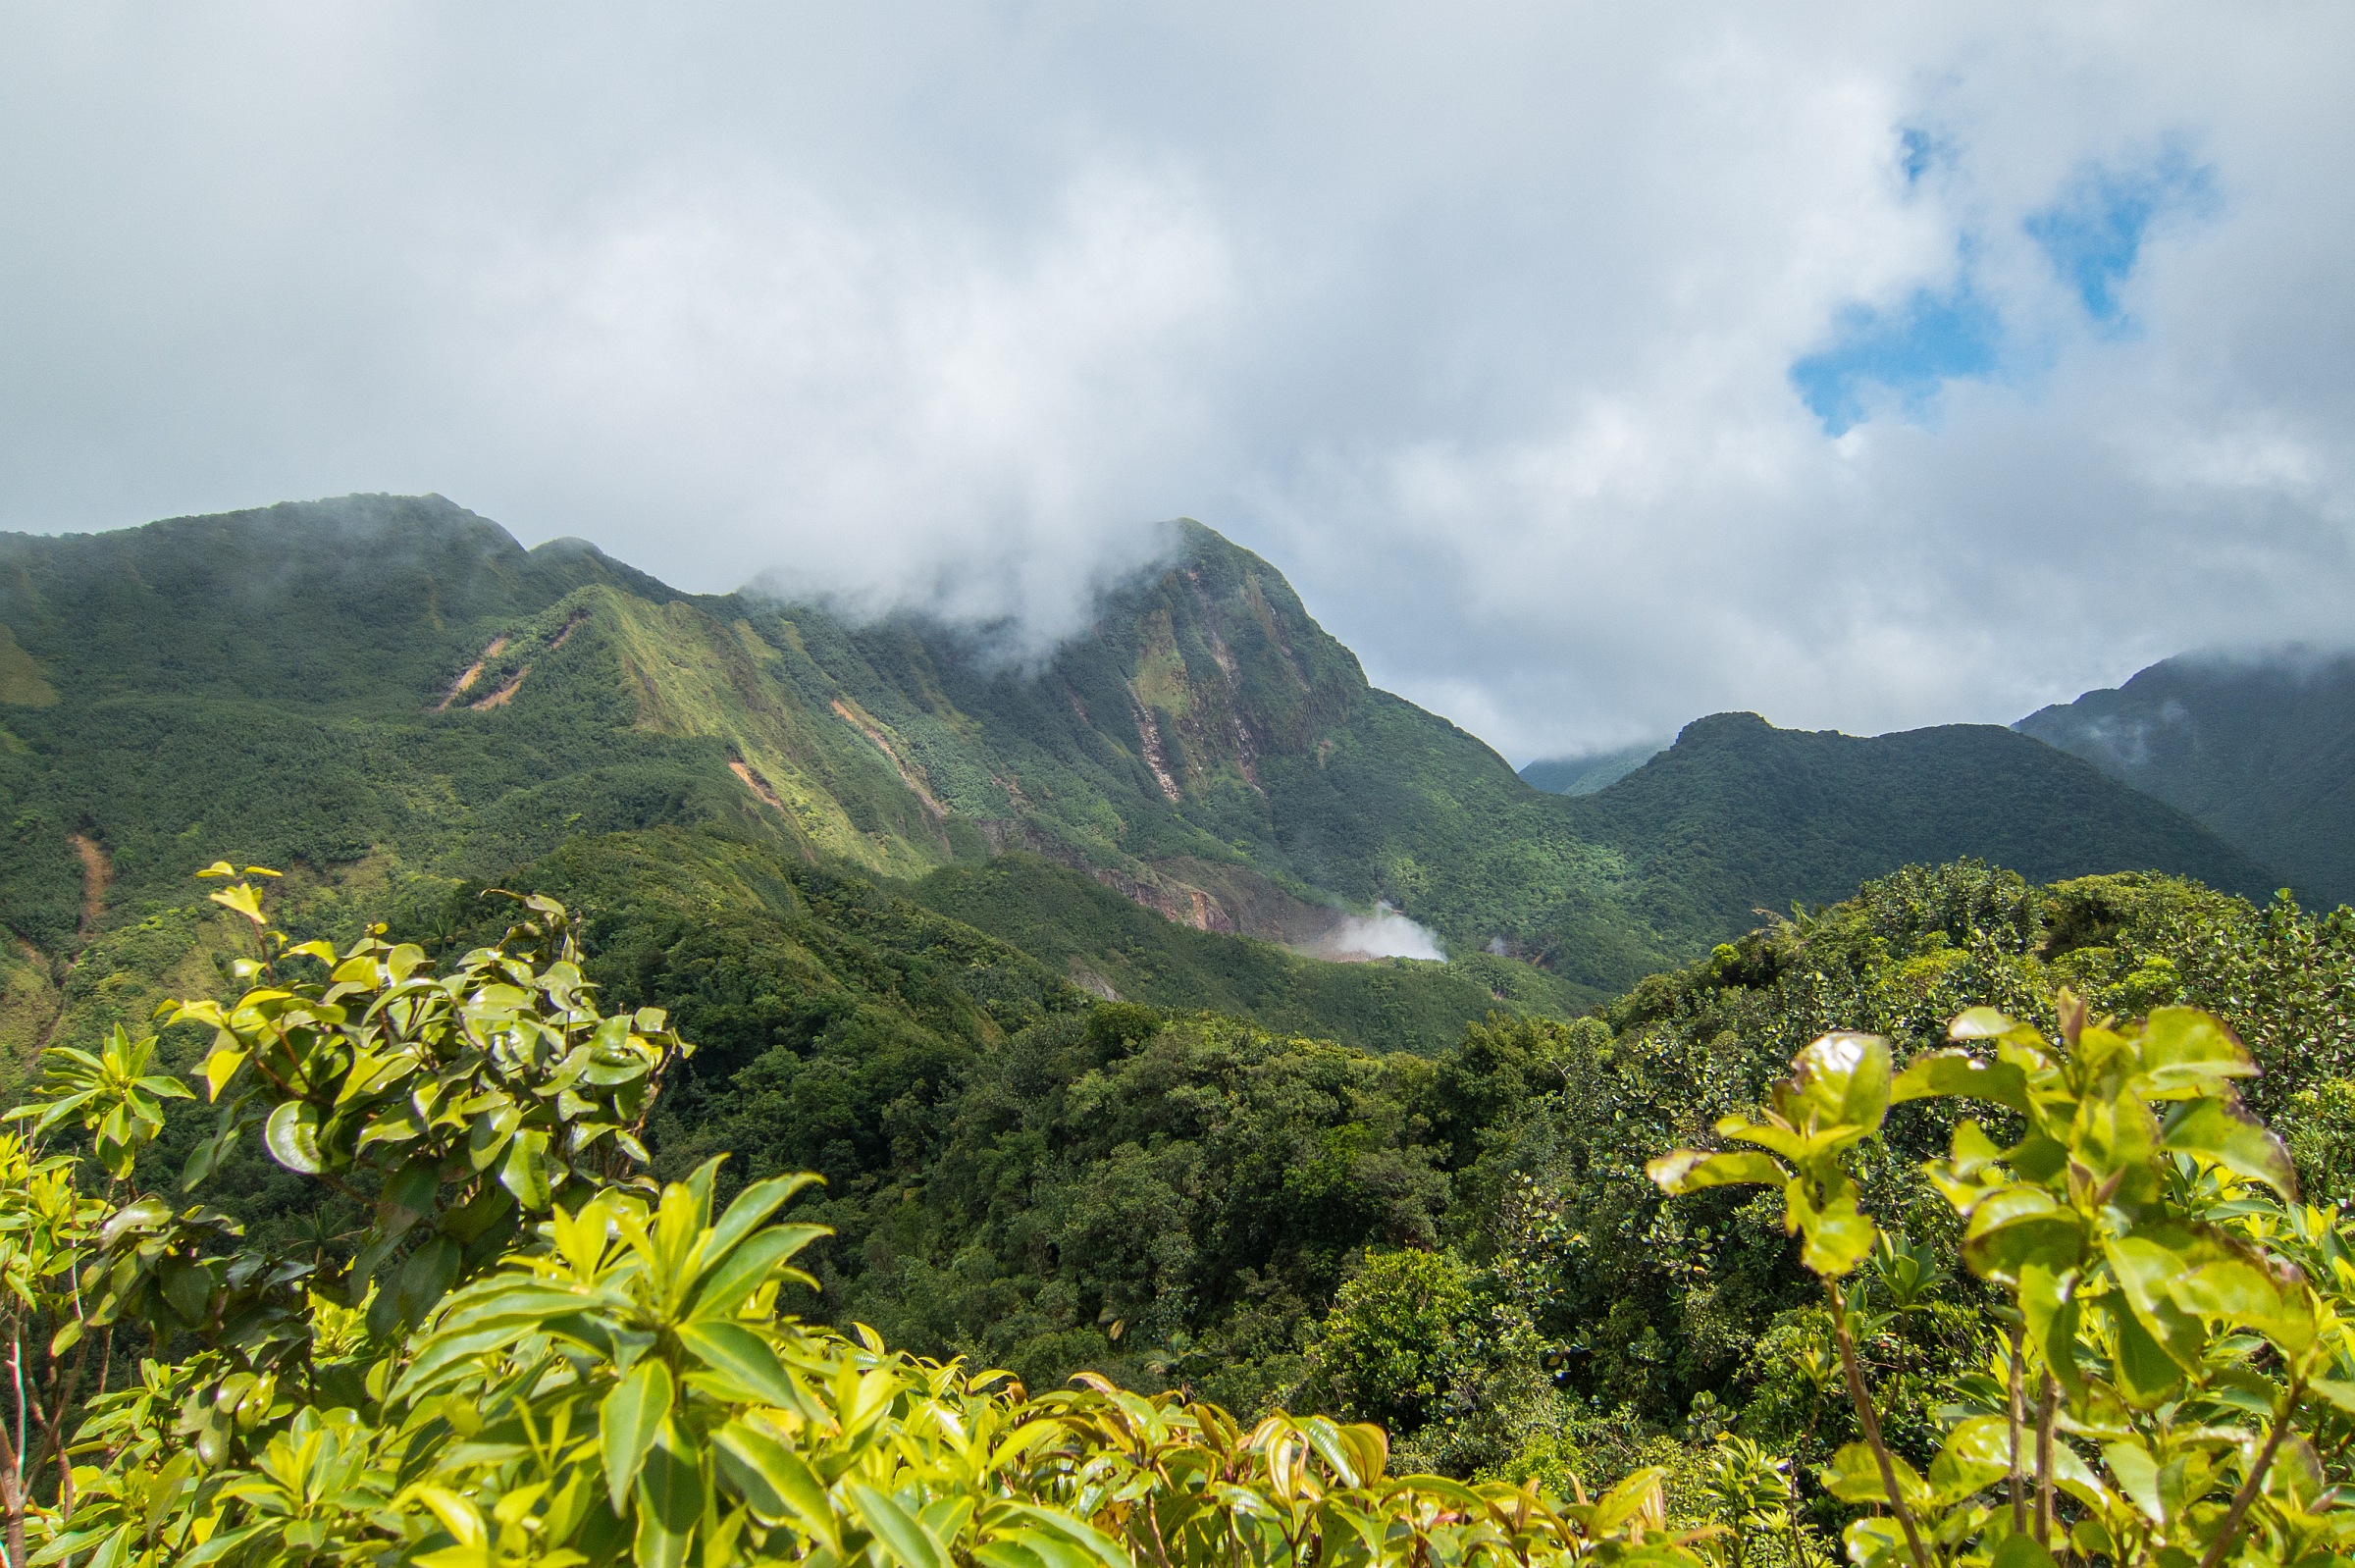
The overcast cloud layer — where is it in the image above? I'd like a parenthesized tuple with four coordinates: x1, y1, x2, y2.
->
(3, 4, 2349, 761)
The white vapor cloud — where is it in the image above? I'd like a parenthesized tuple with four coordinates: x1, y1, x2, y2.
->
(2, 3, 2350, 758)
(1299, 905, 1448, 965)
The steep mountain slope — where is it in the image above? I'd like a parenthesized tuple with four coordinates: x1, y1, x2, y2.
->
(0, 497, 1598, 1058)
(1569, 712, 2280, 941)
(2016, 651, 2354, 907)
(0, 494, 2288, 1043)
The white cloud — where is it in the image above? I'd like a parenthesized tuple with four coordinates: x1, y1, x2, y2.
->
(1, 2, 2349, 758)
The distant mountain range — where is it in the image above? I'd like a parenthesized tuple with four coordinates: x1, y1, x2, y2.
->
(2016, 650, 2355, 908)
(0, 495, 2295, 1062)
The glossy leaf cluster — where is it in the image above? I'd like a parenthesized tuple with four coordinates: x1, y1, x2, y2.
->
(1650, 996, 2355, 1568)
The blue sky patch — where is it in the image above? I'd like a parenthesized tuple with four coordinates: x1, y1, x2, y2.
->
(1898, 127, 1941, 185)
(1790, 283, 2002, 437)
(2023, 150, 2216, 325)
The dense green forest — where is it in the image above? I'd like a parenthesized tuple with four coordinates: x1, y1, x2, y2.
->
(632, 861, 2355, 1471)
(2018, 649, 2355, 907)
(12, 853, 2354, 1566)
(163, 848, 2355, 1475)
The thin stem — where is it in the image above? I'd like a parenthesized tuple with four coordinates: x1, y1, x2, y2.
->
(2007, 1327, 2026, 1537)
(7, 1333, 21, 1516)
(2196, 1376, 2305, 1568)
(29, 1330, 91, 1523)
(2034, 1373, 2056, 1550)
(0, 1390, 22, 1568)
(1826, 1280, 1933, 1568)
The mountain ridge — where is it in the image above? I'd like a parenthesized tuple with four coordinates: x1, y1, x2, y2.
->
(2017, 649, 2354, 907)
(0, 494, 2283, 1052)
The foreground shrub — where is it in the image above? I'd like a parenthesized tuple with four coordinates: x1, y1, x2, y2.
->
(1653, 996, 2355, 1568)
(7, 871, 1715, 1567)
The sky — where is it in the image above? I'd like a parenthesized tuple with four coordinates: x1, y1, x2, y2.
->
(3, 5, 2350, 763)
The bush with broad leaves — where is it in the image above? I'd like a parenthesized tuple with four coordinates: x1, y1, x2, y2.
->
(7, 869, 1718, 1568)
(1651, 994, 2355, 1568)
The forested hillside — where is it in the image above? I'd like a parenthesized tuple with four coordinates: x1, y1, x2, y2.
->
(0, 494, 2282, 1061)
(2018, 649, 2355, 906)
(1573, 711, 2280, 942)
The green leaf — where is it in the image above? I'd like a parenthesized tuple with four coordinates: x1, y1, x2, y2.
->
(1962, 1187, 2084, 1283)
(2168, 1257, 2285, 1327)
(160, 1257, 213, 1325)
(849, 1483, 952, 1568)
(497, 1127, 551, 1212)
(1796, 1195, 1877, 1279)
(1925, 1416, 2011, 1506)
(600, 1360, 674, 1513)
(972, 1542, 1054, 1568)
(1784, 1176, 1875, 1278)
(713, 1421, 836, 1547)
(1593, 1466, 1668, 1531)
(2163, 1098, 2299, 1201)
(2102, 1442, 2166, 1525)
(2137, 1008, 2256, 1094)
(999, 1503, 1134, 1568)
(705, 1172, 825, 1264)
(392, 1235, 462, 1327)
(408, 1486, 490, 1548)
(100, 1194, 173, 1248)
(376, 1158, 439, 1238)
(201, 1048, 248, 1100)
(2018, 1263, 2083, 1399)
(1991, 1534, 2058, 1568)
(1891, 1049, 2029, 1114)
(677, 1321, 800, 1407)
(467, 1102, 521, 1174)
(1787, 1032, 1894, 1135)
(633, 1429, 702, 1568)
(2309, 1378, 2355, 1415)
(996, 1531, 1093, 1568)
(263, 1100, 325, 1175)
(1645, 1148, 1787, 1194)
(689, 1225, 828, 1319)
(1819, 1442, 1925, 1508)
(207, 882, 268, 926)
(1950, 1008, 2039, 1045)
(2104, 1228, 2214, 1374)
(2105, 1297, 2185, 1408)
